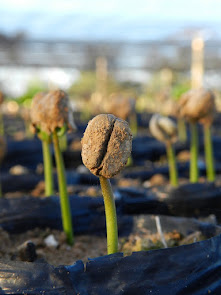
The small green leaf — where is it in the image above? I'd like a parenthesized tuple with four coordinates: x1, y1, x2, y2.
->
(56, 124, 67, 137)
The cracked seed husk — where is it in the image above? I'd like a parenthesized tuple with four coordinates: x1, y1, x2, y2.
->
(178, 88, 216, 125)
(149, 114, 177, 144)
(104, 94, 135, 120)
(30, 90, 75, 134)
(81, 114, 132, 178)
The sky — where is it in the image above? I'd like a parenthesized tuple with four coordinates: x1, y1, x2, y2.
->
(0, 0, 221, 40)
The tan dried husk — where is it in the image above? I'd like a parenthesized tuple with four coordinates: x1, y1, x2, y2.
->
(81, 114, 132, 178)
(30, 90, 76, 134)
(149, 114, 177, 144)
(178, 88, 216, 125)
(103, 94, 135, 120)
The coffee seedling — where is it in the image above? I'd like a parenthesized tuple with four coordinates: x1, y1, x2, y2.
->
(81, 114, 132, 254)
(31, 90, 75, 245)
(179, 88, 216, 182)
(149, 114, 178, 187)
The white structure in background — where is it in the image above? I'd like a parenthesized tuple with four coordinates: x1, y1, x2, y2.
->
(191, 36, 204, 89)
(0, 66, 80, 97)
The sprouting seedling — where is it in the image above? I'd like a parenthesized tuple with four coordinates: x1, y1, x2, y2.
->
(30, 92, 54, 197)
(149, 114, 178, 187)
(199, 91, 216, 182)
(30, 90, 75, 245)
(81, 114, 132, 254)
(179, 88, 216, 183)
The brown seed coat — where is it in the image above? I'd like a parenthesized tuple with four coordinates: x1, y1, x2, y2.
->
(149, 114, 177, 144)
(178, 88, 215, 125)
(81, 114, 132, 178)
(30, 90, 75, 134)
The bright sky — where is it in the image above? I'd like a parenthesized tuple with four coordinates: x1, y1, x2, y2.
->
(0, 0, 220, 39)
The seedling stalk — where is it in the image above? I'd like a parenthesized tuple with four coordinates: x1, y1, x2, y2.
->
(178, 118, 187, 143)
(130, 112, 138, 136)
(53, 131, 73, 245)
(0, 112, 4, 136)
(59, 133, 68, 152)
(190, 122, 199, 183)
(99, 176, 118, 254)
(42, 140, 54, 196)
(166, 142, 178, 187)
(204, 124, 215, 182)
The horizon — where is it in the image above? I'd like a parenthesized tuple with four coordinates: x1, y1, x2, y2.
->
(0, 0, 221, 41)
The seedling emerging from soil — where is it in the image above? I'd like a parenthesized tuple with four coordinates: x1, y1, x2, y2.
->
(179, 88, 216, 182)
(81, 114, 132, 254)
(31, 90, 75, 245)
(199, 90, 216, 181)
(31, 92, 54, 197)
(149, 114, 178, 187)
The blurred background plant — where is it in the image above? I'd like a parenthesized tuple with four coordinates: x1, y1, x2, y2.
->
(0, 0, 220, 140)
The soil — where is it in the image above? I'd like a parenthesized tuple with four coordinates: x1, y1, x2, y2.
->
(0, 225, 206, 267)
(0, 113, 219, 268)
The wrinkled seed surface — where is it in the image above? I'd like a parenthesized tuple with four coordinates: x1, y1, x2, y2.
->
(81, 114, 132, 178)
(149, 114, 177, 144)
(178, 89, 215, 124)
(30, 90, 73, 134)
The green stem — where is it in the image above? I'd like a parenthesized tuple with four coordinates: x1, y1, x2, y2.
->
(204, 124, 215, 182)
(178, 118, 187, 143)
(130, 112, 138, 136)
(0, 112, 4, 136)
(53, 131, 73, 245)
(42, 140, 54, 196)
(190, 122, 199, 183)
(59, 134, 68, 152)
(99, 176, 118, 254)
(166, 142, 178, 187)
(126, 155, 133, 167)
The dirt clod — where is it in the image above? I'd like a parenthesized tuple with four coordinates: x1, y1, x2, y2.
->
(16, 240, 37, 262)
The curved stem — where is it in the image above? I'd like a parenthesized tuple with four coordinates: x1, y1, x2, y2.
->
(204, 124, 215, 182)
(166, 142, 178, 187)
(190, 122, 199, 183)
(42, 140, 54, 196)
(99, 176, 118, 254)
(53, 131, 73, 245)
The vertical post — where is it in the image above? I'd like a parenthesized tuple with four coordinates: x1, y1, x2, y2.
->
(96, 56, 108, 101)
(191, 36, 204, 89)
